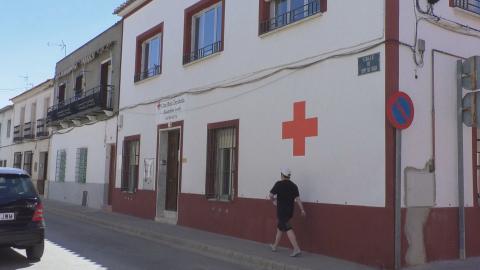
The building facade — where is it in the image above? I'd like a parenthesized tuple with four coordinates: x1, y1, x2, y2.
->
(10, 80, 54, 195)
(46, 21, 122, 209)
(0, 105, 14, 168)
(110, 0, 480, 268)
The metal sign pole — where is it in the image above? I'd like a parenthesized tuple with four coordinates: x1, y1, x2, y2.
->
(394, 129, 402, 270)
(457, 60, 466, 260)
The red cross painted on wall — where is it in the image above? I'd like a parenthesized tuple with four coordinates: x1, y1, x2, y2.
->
(282, 101, 318, 156)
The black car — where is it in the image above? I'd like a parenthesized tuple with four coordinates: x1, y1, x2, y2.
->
(0, 168, 45, 261)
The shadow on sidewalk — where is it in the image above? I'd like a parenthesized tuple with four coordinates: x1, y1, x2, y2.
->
(0, 248, 35, 270)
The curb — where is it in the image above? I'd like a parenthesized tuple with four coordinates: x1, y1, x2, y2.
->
(46, 206, 311, 270)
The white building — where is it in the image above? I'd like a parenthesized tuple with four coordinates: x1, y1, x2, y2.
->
(113, 0, 480, 268)
(0, 105, 14, 167)
(46, 22, 122, 210)
(10, 80, 54, 195)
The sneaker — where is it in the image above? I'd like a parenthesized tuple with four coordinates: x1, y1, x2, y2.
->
(290, 250, 301, 257)
(270, 244, 277, 252)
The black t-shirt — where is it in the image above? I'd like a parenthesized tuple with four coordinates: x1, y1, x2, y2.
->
(270, 180, 299, 220)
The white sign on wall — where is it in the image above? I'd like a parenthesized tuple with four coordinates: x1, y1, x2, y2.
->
(156, 95, 187, 123)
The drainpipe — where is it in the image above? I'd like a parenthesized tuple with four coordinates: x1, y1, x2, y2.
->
(456, 60, 466, 260)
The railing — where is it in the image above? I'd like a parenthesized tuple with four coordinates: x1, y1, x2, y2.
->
(259, 0, 321, 35)
(47, 85, 114, 124)
(13, 125, 23, 143)
(23, 122, 34, 140)
(453, 0, 480, 14)
(183, 40, 223, 65)
(134, 65, 161, 82)
(36, 118, 49, 137)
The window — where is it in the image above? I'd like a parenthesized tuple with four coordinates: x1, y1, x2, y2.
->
(13, 152, 22, 169)
(6, 119, 11, 138)
(23, 151, 33, 175)
(205, 120, 238, 200)
(451, 0, 480, 15)
(259, 0, 325, 34)
(75, 148, 88, 184)
(55, 150, 66, 182)
(183, 0, 224, 64)
(0, 123, 2, 143)
(135, 23, 163, 82)
(75, 75, 84, 97)
(122, 136, 140, 193)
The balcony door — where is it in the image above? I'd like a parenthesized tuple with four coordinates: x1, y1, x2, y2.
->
(100, 60, 112, 108)
(58, 84, 66, 103)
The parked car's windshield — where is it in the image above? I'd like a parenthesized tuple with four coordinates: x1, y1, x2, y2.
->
(0, 174, 37, 198)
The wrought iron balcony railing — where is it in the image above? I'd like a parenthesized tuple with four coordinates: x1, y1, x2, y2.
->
(259, 0, 321, 35)
(134, 65, 161, 82)
(183, 40, 223, 65)
(453, 0, 480, 14)
(23, 122, 34, 140)
(13, 125, 23, 143)
(36, 118, 49, 137)
(47, 85, 114, 124)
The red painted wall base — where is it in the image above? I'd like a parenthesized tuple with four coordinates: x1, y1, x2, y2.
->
(178, 193, 395, 269)
(111, 188, 156, 219)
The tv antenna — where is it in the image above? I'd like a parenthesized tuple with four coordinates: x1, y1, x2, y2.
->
(47, 40, 67, 56)
(19, 74, 33, 90)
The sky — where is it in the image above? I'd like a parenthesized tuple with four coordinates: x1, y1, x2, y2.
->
(0, 0, 126, 108)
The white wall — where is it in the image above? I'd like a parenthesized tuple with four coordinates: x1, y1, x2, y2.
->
(48, 119, 117, 184)
(0, 107, 14, 166)
(399, 0, 480, 207)
(118, 0, 389, 207)
(12, 87, 53, 127)
(119, 0, 385, 109)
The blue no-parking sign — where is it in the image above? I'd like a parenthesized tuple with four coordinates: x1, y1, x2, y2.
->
(387, 92, 414, 130)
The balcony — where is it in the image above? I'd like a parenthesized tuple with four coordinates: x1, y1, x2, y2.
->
(47, 85, 114, 125)
(183, 41, 223, 65)
(452, 0, 480, 15)
(23, 122, 34, 140)
(13, 125, 23, 143)
(134, 65, 161, 82)
(36, 118, 49, 137)
(259, 0, 321, 35)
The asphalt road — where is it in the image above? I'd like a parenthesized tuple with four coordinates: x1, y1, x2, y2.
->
(0, 212, 251, 270)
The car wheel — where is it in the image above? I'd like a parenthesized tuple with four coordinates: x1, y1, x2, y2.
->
(26, 242, 44, 261)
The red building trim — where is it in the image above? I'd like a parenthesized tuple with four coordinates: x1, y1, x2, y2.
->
(135, 22, 164, 79)
(183, 0, 225, 62)
(384, 0, 399, 268)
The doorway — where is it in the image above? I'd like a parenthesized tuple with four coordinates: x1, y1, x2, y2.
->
(37, 152, 48, 195)
(100, 60, 112, 108)
(108, 144, 116, 206)
(156, 126, 182, 223)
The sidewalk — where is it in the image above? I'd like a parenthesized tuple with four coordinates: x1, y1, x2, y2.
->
(43, 199, 374, 270)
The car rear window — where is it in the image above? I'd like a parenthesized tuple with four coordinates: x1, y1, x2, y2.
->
(0, 174, 37, 198)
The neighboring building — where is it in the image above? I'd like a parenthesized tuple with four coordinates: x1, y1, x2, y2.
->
(0, 105, 14, 167)
(46, 21, 122, 210)
(111, 0, 480, 269)
(9, 79, 54, 195)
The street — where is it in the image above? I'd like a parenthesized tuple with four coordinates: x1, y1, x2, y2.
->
(0, 212, 250, 270)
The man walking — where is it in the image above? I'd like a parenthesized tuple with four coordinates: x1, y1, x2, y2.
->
(269, 168, 306, 257)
